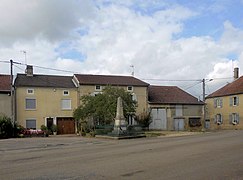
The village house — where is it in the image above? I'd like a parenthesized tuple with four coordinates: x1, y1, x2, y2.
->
(0, 74, 11, 117)
(73, 74, 150, 125)
(206, 75, 243, 130)
(148, 85, 204, 131)
(14, 66, 78, 134)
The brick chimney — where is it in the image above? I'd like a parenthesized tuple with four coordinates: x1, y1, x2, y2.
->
(234, 67, 239, 80)
(25, 65, 33, 76)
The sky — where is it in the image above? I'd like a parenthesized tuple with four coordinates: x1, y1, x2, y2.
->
(1, 0, 243, 99)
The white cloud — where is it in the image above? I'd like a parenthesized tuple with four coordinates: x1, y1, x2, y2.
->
(1, 1, 243, 97)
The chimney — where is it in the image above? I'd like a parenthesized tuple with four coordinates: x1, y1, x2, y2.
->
(25, 65, 33, 76)
(234, 67, 239, 80)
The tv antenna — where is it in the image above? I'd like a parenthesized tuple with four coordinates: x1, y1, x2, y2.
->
(20, 50, 27, 64)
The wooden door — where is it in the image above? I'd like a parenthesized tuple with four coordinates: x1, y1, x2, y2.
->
(57, 118, 75, 134)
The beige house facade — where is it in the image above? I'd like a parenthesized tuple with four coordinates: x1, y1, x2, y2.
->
(15, 71, 78, 134)
(0, 74, 11, 117)
(73, 74, 149, 124)
(206, 76, 243, 130)
(148, 86, 204, 131)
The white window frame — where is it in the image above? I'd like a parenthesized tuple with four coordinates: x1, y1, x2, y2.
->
(214, 98, 223, 108)
(95, 85, 102, 91)
(233, 96, 238, 106)
(27, 89, 34, 94)
(215, 114, 222, 125)
(26, 119, 36, 130)
(231, 113, 239, 125)
(127, 86, 133, 91)
(61, 99, 71, 110)
(63, 90, 69, 96)
(25, 98, 36, 110)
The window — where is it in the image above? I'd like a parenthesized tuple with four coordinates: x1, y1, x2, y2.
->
(230, 113, 239, 125)
(127, 86, 133, 91)
(131, 93, 137, 101)
(25, 98, 36, 110)
(189, 118, 201, 127)
(63, 90, 69, 96)
(230, 96, 239, 106)
(26, 119, 36, 129)
(61, 99, 71, 110)
(27, 89, 34, 94)
(215, 114, 222, 125)
(95, 85, 102, 91)
(214, 98, 223, 108)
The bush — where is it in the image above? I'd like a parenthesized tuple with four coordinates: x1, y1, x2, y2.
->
(0, 115, 14, 139)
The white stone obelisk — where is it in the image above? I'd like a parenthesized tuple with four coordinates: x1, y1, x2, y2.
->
(113, 97, 127, 133)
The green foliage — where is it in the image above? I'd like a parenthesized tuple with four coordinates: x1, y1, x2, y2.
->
(135, 112, 152, 130)
(0, 115, 14, 139)
(73, 86, 137, 125)
(40, 125, 48, 131)
(51, 124, 57, 132)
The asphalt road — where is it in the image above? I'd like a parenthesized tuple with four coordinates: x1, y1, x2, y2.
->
(1, 130, 243, 180)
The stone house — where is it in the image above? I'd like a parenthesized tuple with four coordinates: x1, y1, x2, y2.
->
(73, 74, 149, 125)
(14, 66, 78, 134)
(148, 85, 204, 131)
(206, 76, 243, 130)
(0, 74, 11, 117)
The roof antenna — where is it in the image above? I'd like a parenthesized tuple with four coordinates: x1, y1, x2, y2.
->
(130, 65, 134, 76)
(20, 50, 27, 64)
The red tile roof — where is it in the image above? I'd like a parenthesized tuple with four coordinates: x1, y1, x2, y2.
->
(74, 74, 149, 87)
(14, 74, 76, 88)
(207, 76, 243, 98)
(148, 85, 204, 105)
(0, 74, 11, 92)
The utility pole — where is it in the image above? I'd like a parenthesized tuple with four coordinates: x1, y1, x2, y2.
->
(202, 78, 206, 129)
(10, 60, 14, 126)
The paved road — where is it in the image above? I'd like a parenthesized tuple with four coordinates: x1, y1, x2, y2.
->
(1, 130, 243, 180)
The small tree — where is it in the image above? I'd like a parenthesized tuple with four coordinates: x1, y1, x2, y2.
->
(0, 115, 14, 139)
(135, 112, 152, 130)
(73, 86, 137, 128)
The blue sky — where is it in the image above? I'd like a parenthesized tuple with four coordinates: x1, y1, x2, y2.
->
(0, 0, 243, 97)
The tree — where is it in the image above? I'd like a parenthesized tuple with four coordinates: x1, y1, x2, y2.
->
(0, 115, 14, 139)
(73, 86, 137, 126)
(135, 111, 152, 130)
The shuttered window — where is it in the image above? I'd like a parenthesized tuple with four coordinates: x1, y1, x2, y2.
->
(214, 114, 222, 124)
(26, 119, 36, 129)
(229, 113, 240, 125)
(230, 96, 239, 106)
(61, 99, 71, 110)
(25, 98, 36, 110)
(214, 98, 223, 108)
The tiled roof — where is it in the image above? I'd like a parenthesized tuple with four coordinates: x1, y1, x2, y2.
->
(14, 74, 76, 88)
(207, 76, 243, 98)
(148, 85, 204, 105)
(0, 74, 11, 92)
(74, 74, 149, 87)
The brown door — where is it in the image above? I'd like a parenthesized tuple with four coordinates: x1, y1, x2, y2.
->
(57, 118, 75, 134)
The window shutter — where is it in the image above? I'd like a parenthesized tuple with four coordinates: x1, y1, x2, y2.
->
(236, 113, 240, 124)
(236, 97, 239, 106)
(214, 99, 217, 108)
(229, 114, 232, 124)
(214, 115, 217, 124)
(220, 98, 223, 108)
(230, 97, 233, 106)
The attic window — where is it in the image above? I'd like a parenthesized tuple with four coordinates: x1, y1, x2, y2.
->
(27, 89, 34, 94)
(63, 90, 69, 96)
(95, 85, 102, 91)
(127, 86, 133, 91)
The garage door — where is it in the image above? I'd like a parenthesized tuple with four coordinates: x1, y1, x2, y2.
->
(57, 117, 75, 134)
(150, 108, 167, 130)
(174, 118, 184, 131)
